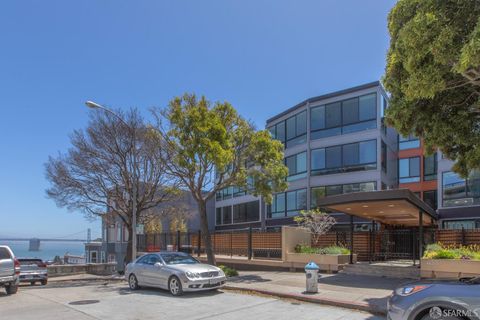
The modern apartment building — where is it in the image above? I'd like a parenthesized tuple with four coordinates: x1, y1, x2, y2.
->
(214, 81, 397, 231)
(397, 136, 438, 212)
(437, 156, 480, 229)
(213, 81, 480, 231)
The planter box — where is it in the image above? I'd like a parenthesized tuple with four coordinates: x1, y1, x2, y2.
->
(285, 253, 357, 272)
(421, 258, 480, 279)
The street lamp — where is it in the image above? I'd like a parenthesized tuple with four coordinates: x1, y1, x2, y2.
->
(85, 100, 138, 262)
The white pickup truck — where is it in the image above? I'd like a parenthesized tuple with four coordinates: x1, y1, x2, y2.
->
(0, 246, 20, 294)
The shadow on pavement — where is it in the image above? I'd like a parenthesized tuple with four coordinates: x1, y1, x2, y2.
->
(96, 283, 225, 299)
(228, 274, 272, 284)
(319, 273, 409, 290)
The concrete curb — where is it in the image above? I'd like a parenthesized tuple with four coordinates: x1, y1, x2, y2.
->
(223, 285, 387, 316)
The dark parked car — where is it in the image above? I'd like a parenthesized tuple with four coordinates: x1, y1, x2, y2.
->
(388, 277, 480, 320)
(18, 258, 48, 286)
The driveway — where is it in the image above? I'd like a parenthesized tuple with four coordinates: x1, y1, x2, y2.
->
(0, 281, 384, 320)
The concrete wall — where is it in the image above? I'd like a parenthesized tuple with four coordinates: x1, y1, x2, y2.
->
(47, 263, 117, 277)
(281, 226, 310, 260)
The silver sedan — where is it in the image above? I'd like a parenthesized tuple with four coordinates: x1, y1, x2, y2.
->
(125, 251, 226, 296)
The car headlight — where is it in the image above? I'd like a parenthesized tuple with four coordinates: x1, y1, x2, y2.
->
(396, 285, 430, 296)
(218, 269, 225, 277)
(185, 272, 200, 279)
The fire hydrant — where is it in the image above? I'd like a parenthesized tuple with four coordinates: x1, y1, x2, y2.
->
(304, 261, 319, 293)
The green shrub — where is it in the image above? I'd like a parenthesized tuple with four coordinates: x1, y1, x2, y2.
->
(294, 244, 350, 255)
(218, 265, 239, 277)
(423, 243, 480, 260)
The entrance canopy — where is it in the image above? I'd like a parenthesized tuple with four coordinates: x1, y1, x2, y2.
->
(316, 189, 438, 227)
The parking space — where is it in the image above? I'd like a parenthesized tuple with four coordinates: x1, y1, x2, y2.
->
(0, 281, 383, 320)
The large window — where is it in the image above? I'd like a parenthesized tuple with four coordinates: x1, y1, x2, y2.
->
(215, 208, 222, 225)
(381, 140, 387, 172)
(233, 201, 260, 223)
(311, 182, 376, 208)
(399, 157, 420, 183)
(269, 111, 306, 149)
(443, 220, 480, 230)
(223, 206, 232, 224)
(423, 190, 437, 210)
(311, 140, 377, 176)
(215, 206, 234, 225)
(285, 151, 307, 181)
(268, 121, 285, 143)
(398, 134, 420, 150)
(423, 153, 437, 181)
(442, 171, 480, 207)
(267, 189, 306, 218)
(310, 93, 376, 140)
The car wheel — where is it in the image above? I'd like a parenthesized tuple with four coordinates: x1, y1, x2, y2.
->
(40, 280, 48, 286)
(128, 274, 139, 290)
(168, 276, 183, 296)
(5, 284, 18, 295)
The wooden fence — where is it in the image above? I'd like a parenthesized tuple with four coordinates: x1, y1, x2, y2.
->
(137, 229, 282, 260)
(313, 229, 480, 261)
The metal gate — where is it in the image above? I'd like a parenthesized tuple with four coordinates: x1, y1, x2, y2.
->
(370, 228, 436, 262)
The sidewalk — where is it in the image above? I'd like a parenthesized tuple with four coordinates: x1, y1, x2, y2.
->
(225, 271, 411, 315)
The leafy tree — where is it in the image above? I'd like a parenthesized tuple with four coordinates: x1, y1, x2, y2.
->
(294, 209, 336, 246)
(383, 0, 480, 176)
(144, 216, 163, 234)
(153, 94, 288, 264)
(45, 108, 179, 263)
(169, 216, 188, 233)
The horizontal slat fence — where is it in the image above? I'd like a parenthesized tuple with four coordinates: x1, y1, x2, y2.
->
(137, 229, 282, 260)
(313, 229, 480, 262)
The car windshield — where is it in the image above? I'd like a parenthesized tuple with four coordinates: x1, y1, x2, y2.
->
(466, 277, 480, 284)
(160, 253, 198, 265)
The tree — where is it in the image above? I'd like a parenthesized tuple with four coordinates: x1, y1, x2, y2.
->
(45, 108, 179, 263)
(144, 216, 163, 234)
(294, 209, 336, 246)
(153, 94, 288, 265)
(169, 216, 188, 233)
(383, 0, 480, 176)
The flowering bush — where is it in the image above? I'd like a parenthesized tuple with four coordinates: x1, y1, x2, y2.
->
(423, 243, 480, 260)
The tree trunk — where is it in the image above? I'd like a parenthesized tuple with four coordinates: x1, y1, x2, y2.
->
(198, 200, 216, 265)
(125, 224, 134, 266)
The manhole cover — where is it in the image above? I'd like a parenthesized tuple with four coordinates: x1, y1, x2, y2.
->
(69, 300, 100, 305)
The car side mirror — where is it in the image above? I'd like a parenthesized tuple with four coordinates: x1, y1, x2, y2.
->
(154, 262, 163, 268)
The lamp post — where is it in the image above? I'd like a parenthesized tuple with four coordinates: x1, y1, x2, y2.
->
(85, 101, 138, 262)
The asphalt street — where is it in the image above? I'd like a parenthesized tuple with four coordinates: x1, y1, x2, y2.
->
(0, 281, 385, 320)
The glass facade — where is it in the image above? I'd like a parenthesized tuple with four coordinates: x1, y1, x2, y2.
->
(285, 151, 307, 181)
(268, 111, 306, 148)
(399, 157, 420, 183)
(267, 189, 307, 219)
(423, 153, 437, 181)
(398, 134, 420, 150)
(232, 201, 260, 224)
(442, 171, 480, 207)
(423, 190, 437, 210)
(310, 93, 376, 140)
(311, 139, 377, 176)
(311, 182, 376, 208)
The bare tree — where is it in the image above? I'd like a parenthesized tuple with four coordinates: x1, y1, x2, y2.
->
(294, 209, 336, 246)
(45, 108, 179, 263)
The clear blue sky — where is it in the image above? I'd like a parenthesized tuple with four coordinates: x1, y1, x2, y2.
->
(0, 0, 396, 239)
